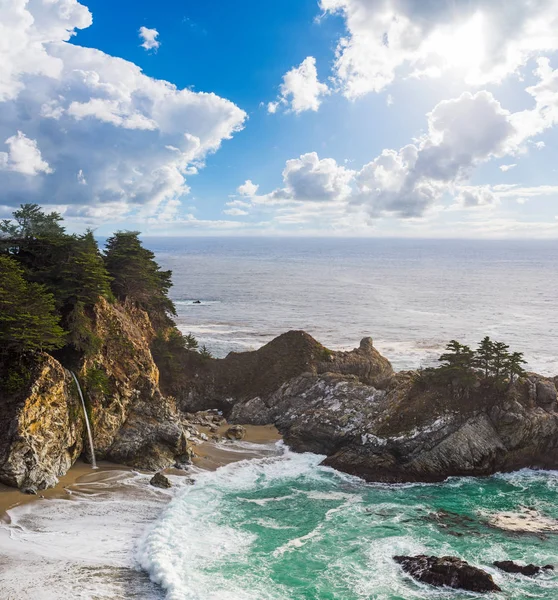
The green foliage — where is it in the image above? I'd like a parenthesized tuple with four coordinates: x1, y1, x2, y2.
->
(59, 230, 113, 308)
(64, 302, 102, 357)
(184, 333, 199, 350)
(0, 255, 66, 356)
(426, 336, 528, 398)
(0, 363, 32, 395)
(104, 231, 175, 326)
(199, 344, 213, 359)
(0, 203, 65, 244)
(85, 366, 110, 396)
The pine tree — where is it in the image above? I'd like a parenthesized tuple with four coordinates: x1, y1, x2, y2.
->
(60, 230, 113, 307)
(104, 231, 175, 325)
(505, 351, 527, 384)
(0, 255, 66, 355)
(492, 341, 510, 379)
(475, 336, 495, 378)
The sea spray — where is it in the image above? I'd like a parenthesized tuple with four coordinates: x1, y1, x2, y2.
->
(138, 445, 558, 600)
(70, 371, 97, 469)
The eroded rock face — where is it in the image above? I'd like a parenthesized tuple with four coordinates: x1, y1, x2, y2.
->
(0, 355, 84, 491)
(0, 299, 194, 490)
(230, 366, 558, 482)
(393, 555, 501, 593)
(180, 332, 393, 414)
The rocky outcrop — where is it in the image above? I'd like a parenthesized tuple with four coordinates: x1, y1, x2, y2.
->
(393, 555, 501, 593)
(180, 331, 393, 414)
(0, 298, 194, 491)
(0, 355, 84, 491)
(493, 561, 554, 576)
(230, 360, 558, 482)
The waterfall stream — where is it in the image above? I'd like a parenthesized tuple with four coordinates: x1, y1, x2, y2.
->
(70, 371, 97, 469)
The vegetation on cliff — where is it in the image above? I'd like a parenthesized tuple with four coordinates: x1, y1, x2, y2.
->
(415, 337, 527, 399)
(0, 204, 199, 388)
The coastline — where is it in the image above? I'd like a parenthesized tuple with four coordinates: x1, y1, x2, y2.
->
(0, 423, 281, 518)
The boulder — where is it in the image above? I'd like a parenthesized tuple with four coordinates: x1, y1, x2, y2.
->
(493, 560, 554, 576)
(150, 472, 172, 489)
(0, 354, 84, 491)
(225, 425, 246, 440)
(393, 555, 501, 593)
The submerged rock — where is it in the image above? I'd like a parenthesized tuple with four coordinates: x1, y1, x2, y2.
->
(150, 472, 172, 489)
(393, 555, 501, 593)
(225, 425, 246, 440)
(494, 560, 554, 576)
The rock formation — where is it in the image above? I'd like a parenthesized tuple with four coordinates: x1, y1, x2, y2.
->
(393, 555, 501, 593)
(0, 298, 193, 491)
(493, 561, 554, 576)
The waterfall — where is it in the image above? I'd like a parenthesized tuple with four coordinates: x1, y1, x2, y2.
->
(70, 371, 97, 469)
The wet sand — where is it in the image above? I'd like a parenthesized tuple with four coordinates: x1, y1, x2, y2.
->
(0, 424, 281, 518)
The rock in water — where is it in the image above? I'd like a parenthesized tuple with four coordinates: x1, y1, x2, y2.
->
(494, 560, 554, 576)
(393, 555, 501, 593)
(225, 425, 246, 440)
(150, 472, 172, 489)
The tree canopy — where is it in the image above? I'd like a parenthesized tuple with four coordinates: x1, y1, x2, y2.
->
(425, 336, 527, 397)
(0, 255, 66, 355)
(104, 231, 175, 325)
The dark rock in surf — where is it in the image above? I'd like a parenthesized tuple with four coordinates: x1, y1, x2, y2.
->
(225, 425, 246, 440)
(150, 472, 172, 489)
(493, 560, 554, 576)
(393, 555, 501, 593)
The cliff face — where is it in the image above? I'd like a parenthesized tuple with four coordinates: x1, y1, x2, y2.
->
(230, 365, 558, 482)
(0, 299, 193, 491)
(179, 331, 393, 414)
(0, 355, 84, 490)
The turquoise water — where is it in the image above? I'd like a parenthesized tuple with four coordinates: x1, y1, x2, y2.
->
(139, 445, 558, 599)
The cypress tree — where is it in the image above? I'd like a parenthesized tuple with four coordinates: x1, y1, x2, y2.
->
(104, 231, 175, 325)
(0, 255, 66, 356)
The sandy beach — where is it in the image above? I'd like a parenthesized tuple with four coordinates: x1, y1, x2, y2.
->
(0, 424, 281, 518)
(0, 425, 282, 599)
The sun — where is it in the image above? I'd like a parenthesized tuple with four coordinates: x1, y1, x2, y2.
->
(427, 12, 487, 74)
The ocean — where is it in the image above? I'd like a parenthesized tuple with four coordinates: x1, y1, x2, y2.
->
(1, 237, 557, 599)
(149, 237, 558, 375)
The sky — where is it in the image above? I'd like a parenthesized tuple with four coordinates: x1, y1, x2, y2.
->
(1, 0, 558, 238)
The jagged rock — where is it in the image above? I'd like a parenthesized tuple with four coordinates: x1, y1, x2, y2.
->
(225, 425, 246, 440)
(179, 331, 393, 413)
(0, 298, 195, 491)
(535, 378, 557, 410)
(394, 555, 501, 593)
(493, 561, 554, 576)
(150, 472, 172, 489)
(0, 354, 84, 491)
(231, 367, 558, 482)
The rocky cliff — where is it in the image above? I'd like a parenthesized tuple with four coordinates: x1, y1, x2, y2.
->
(0, 298, 193, 491)
(228, 348, 558, 482)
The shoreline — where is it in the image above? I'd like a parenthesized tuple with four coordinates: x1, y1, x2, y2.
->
(0, 424, 281, 519)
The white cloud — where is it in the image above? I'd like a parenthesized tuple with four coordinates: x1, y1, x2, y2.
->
(320, 0, 558, 98)
(260, 152, 354, 204)
(249, 82, 558, 221)
(0, 0, 246, 222)
(0, 131, 53, 176)
(455, 186, 497, 207)
(237, 180, 259, 196)
(499, 164, 517, 172)
(352, 90, 515, 217)
(268, 57, 329, 114)
(139, 27, 160, 51)
(223, 207, 249, 216)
